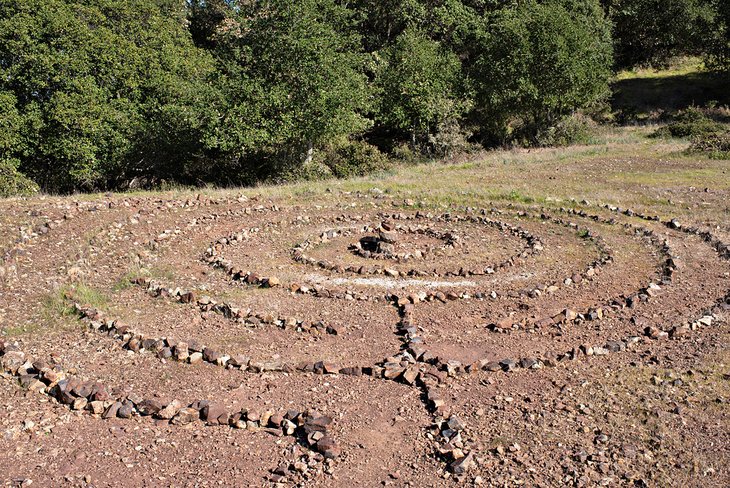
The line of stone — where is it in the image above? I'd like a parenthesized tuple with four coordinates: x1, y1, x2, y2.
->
(290, 214, 543, 278)
(131, 278, 339, 335)
(0, 339, 342, 461)
(487, 209, 675, 333)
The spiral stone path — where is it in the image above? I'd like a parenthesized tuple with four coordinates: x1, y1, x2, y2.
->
(1, 171, 729, 486)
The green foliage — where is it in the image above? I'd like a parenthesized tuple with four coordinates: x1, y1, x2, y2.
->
(652, 107, 726, 138)
(535, 114, 598, 147)
(471, 0, 612, 144)
(0, 91, 38, 196)
(375, 29, 469, 147)
(0, 159, 38, 197)
(0, 0, 217, 192)
(705, 0, 730, 71)
(13, 0, 728, 192)
(207, 0, 371, 164)
(687, 129, 730, 159)
(319, 140, 392, 179)
(603, 0, 715, 69)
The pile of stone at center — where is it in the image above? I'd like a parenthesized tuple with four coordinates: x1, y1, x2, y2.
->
(358, 221, 402, 257)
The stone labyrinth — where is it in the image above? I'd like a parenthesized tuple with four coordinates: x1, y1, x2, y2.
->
(1, 192, 729, 484)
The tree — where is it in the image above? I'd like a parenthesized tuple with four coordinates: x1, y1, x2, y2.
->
(375, 28, 469, 147)
(706, 0, 730, 71)
(0, 91, 38, 196)
(602, 0, 716, 68)
(0, 0, 217, 192)
(470, 0, 613, 144)
(206, 0, 371, 173)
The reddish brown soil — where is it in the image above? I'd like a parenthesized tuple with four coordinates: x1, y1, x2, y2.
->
(0, 173, 728, 488)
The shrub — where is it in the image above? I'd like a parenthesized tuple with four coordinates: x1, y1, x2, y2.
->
(535, 113, 598, 147)
(0, 159, 38, 197)
(319, 140, 392, 179)
(427, 120, 479, 157)
(688, 130, 730, 159)
(652, 107, 725, 138)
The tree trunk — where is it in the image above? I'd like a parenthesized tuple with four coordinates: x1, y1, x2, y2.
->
(303, 141, 314, 165)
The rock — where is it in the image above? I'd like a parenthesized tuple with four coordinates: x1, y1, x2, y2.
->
(202, 348, 220, 363)
(322, 362, 339, 374)
(202, 403, 229, 425)
(89, 401, 105, 415)
(304, 415, 333, 435)
(450, 452, 474, 474)
(339, 366, 362, 376)
(282, 419, 297, 435)
(383, 363, 405, 379)
(189, 352, 203, 364)
(447, 415, 465, 431)
(103, 402, 122, 419)
(645, 326, 667, 340)
(401, 366, 419, 385)
(127, 338, 141, 353)
(156, 400, 182, 420)
(137, 399, 164, 416)
(605, 340, 625, 352)
(379, 229, 398, 244)
(1, 351, 26, 374)
(117, 401, 134, 419)
(698, 316, 713, 327)
(179, 291, 196, 304)
(173, 342, 189, 362)
(171, 407, 199, 426)
(72, 397, 88, 411)
(482, 361, 502, 372)
(500, 358, 518, 372)
(562, 309, 578, 322)
(670, 326, 690, 339)
(520, 357, 538, 369)
(495, 318, 513, 330)
(315, 436, 340, 459)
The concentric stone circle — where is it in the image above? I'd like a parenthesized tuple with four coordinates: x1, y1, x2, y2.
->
(1, 193, 729, 483)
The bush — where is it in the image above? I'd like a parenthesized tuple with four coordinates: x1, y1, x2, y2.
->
(470, 0, 613, 145)
(535, 113, 598, 147)
(319, 140, 392, 179)
(652, 107, 726, 138)
(0, 159, 38, 197)
(688, 130, 730, 159)
(427, 120, 479, 157)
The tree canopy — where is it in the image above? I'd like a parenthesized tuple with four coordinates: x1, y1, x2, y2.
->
(0, 0, 726, 194)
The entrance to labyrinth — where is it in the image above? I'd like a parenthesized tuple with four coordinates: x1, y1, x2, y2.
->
(2, 194, 728, 484)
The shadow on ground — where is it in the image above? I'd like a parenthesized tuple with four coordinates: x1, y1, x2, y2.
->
(612, 71, 730, 122)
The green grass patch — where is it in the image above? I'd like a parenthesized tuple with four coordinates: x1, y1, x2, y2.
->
(3, 283, 107, 337)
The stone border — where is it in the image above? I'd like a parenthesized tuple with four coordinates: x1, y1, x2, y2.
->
(290, 214, 542, 278)
(132, 278, 339, 335)
(0, 339, 342, 466)
(6, 195, 729, 479)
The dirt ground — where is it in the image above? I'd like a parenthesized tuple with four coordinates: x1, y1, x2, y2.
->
(1, 137, 728, 487)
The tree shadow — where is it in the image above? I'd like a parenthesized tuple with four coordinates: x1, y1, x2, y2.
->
(611, 71, 730, 123)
